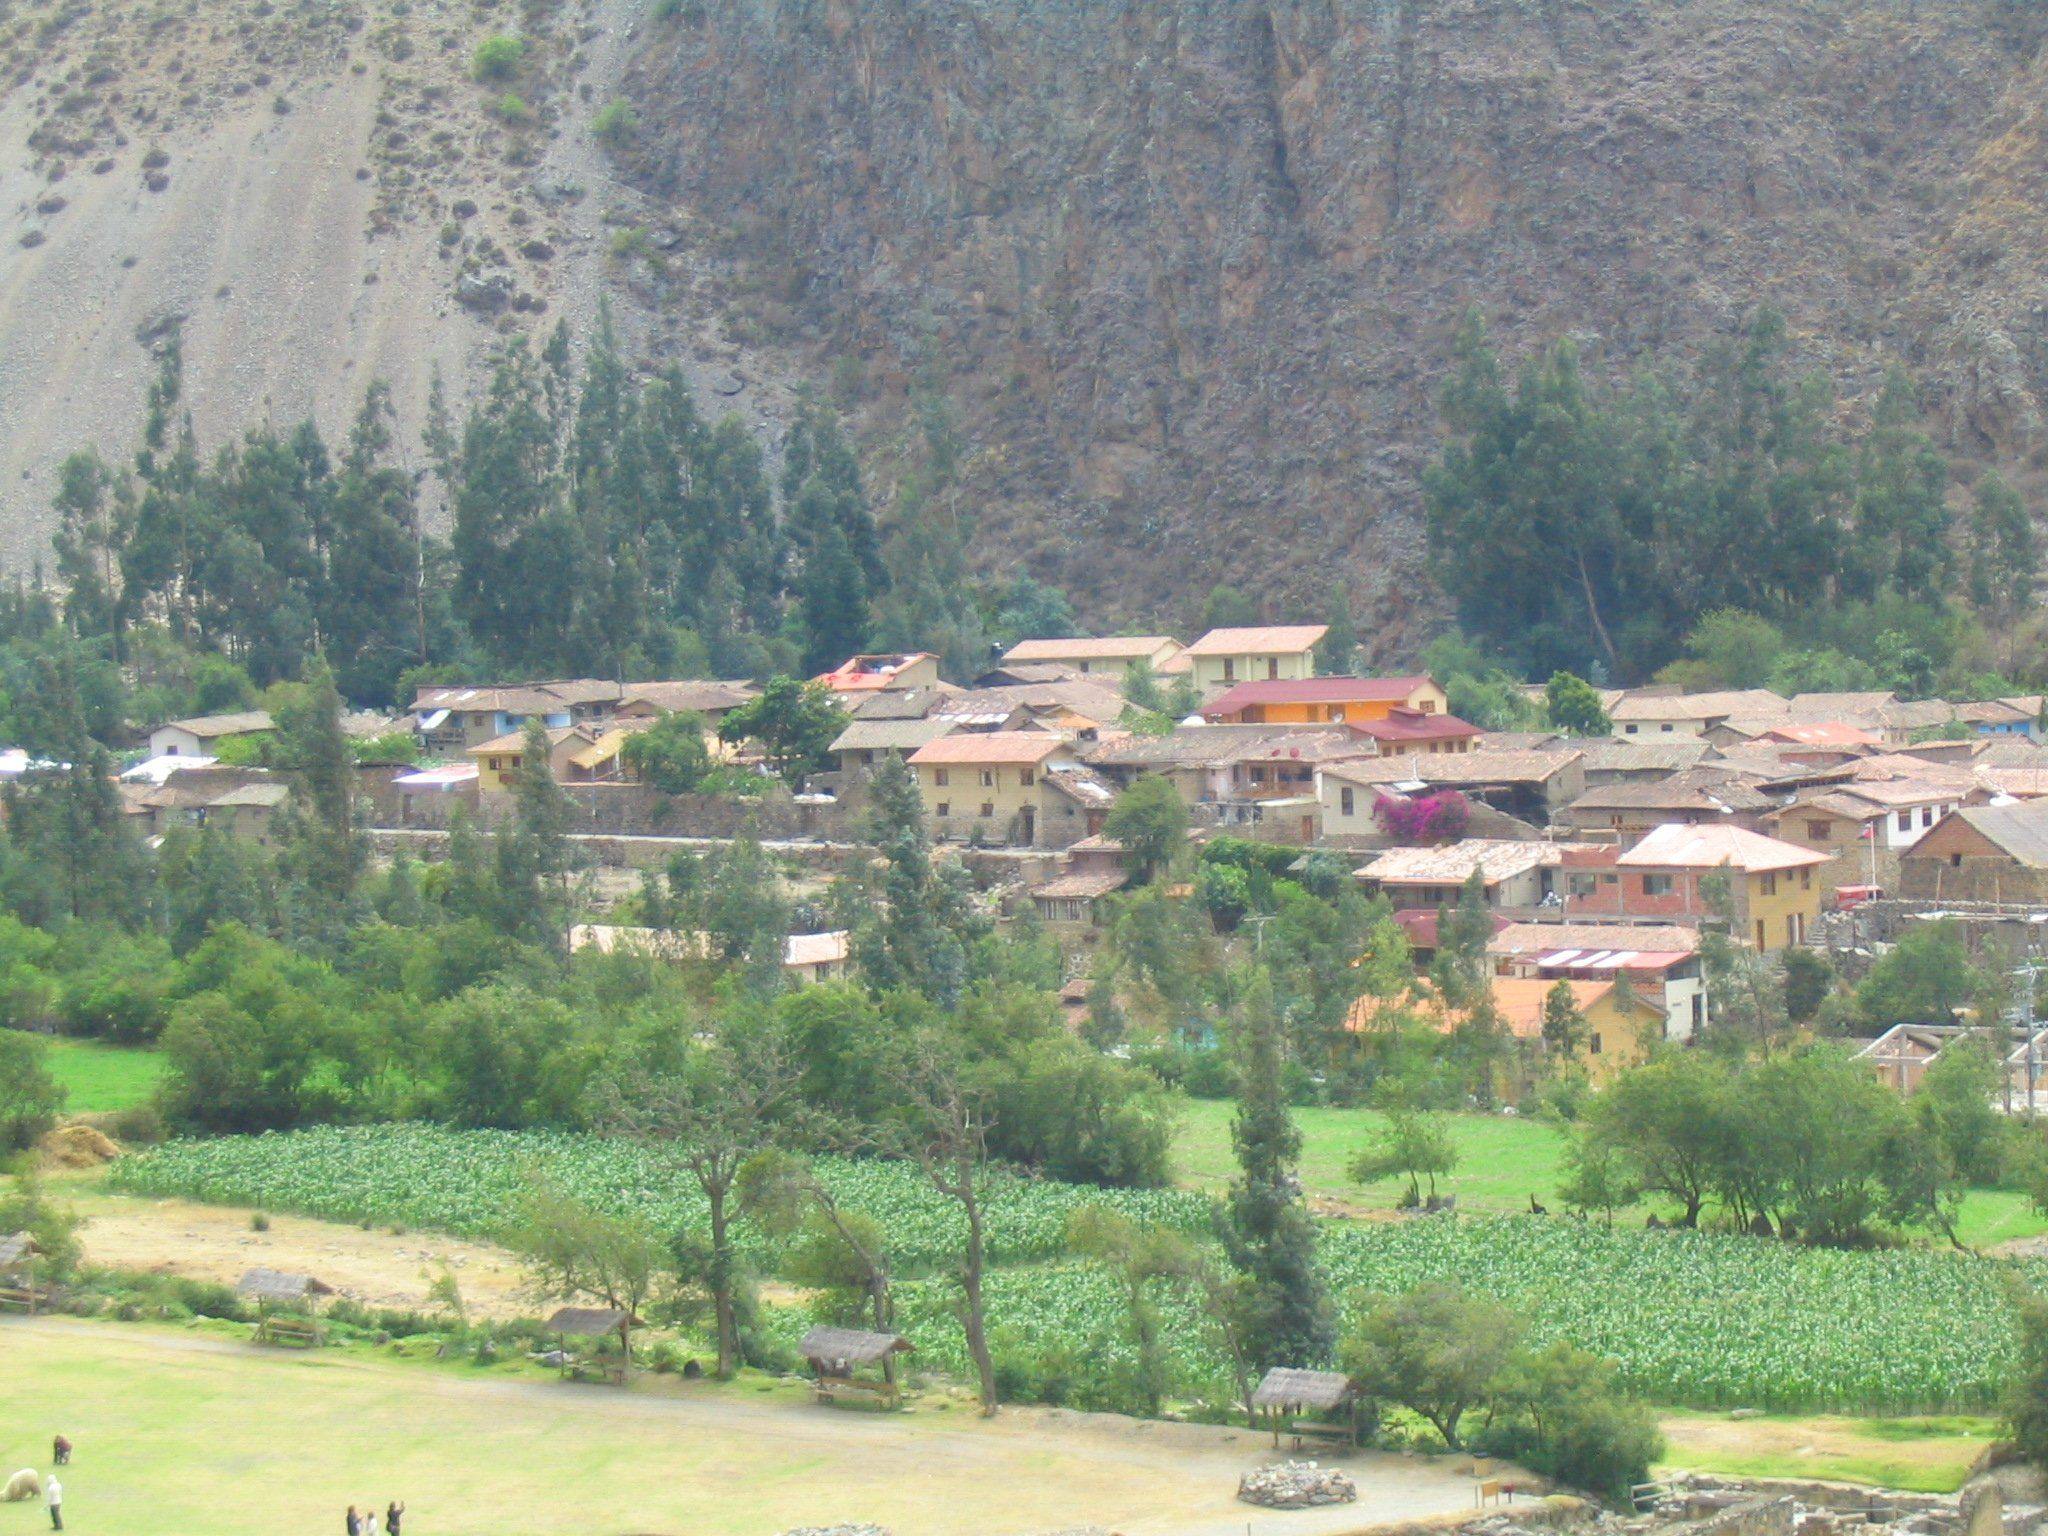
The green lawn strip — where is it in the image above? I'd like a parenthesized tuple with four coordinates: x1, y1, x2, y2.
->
(1656, 1413, 1998, 1494)
(42, 1038, 163, 1115)
(1169, 1095, 2048, 1245)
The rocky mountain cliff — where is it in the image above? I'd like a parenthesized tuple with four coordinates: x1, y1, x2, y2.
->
(619, 0, 2048, 651)
(0, 0, 2046, 655)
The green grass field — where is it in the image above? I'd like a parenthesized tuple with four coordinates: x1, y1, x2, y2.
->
(1168, 1096, 2048, 1248)
(41, 1039, 162, 1116)
(0, 1319, 1482, 1536)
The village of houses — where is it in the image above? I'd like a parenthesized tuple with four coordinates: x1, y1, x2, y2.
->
(103, 622, 2048, 1093)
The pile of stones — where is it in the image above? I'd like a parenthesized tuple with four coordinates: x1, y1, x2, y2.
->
(1238, 1461, 1359, 1508)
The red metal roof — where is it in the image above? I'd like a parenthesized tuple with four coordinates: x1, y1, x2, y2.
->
(1351, 708, 1481, 744)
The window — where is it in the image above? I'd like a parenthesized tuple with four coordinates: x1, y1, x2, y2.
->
(1788, 914, 1800, 945)
(1019, 769, 1035, 786)
(1896, 811, 1911, 833)
(1569, 874, 1598, 898)
(1660, 724, 1674, 734)
(1921, 807, 1935, 827)
(1340, 786, 1355, 817)
(936, 802, 950, 818)
(980, 769, 996, 788)
(1642, 874, 1674, 897)
(1222, 658, 1236, 681)
(1800, 867, 1811, 889)
(1807, 821, 1830, 840)
(1588, 1033, 1603, 1056)
(1758, 872, 1777, 897)
(980, 802, 994, 818)
(934, 768, 950, 787)
(1950, 852, 1963, 869)
(1624, 724, 1639, 735)
(1755, 919, 1766, 947)
(1267, 658, 1279, 680)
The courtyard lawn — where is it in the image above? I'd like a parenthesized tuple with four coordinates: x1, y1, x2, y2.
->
(1657, 1413, 1999, 1494)
(41, 1038, 162, 1116)
(0, 1318, 1480, 1536)
(1168, 1096, 2048, 1247)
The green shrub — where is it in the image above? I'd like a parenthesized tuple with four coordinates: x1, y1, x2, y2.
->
(591, 97, 635, 146)
(492, 93, 532, 125)
(471, 34, 522, 81)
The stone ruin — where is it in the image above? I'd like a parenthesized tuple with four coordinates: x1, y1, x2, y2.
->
(1499, 1473, 2048, 1536)
(1238, 1460, 1360, 1509)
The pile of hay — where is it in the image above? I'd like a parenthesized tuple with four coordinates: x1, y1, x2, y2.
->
(39, 1122, 121, 1168)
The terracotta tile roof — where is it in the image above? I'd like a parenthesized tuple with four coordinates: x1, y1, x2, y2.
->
(1358, 838, 1568, 886)
(1573, 740, 1712, 774)
(907, 731, 1069, 767)
(159, 710, 275, 739)
(1002, 636, 1181, 664)
(1617, 822, 1828, 872)
(1490, 921, 1700, 958)
(619, 679, 758, 714)
(1760, 722, 1883, 748)
(1031, 870, 1131, 901)
(1610, 689, 1788, 723)
(468, 725, 593, 757)
(830, 718, 960, 754)
(1343, 975, 1656, 1038)
(1568, 768, 1773, 814)
(1915, 803, 2048, 867)
(1184, 624, 1330, 656)
(1087, 725, 1352, 769)
(1325, 749, 1582, 786)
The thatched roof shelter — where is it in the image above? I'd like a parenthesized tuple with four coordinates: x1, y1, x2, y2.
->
(236, 1268, 334, 1303)
(798, 1325, 914, 1372)
(0, 1232, 39, 1269)
(544, 1306, 640, 1336)
(1253, 1367, 1355, 1413)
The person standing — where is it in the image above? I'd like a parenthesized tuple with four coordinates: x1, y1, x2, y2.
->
(386, 1500, 405, 1536)
(44, 1474, 60, 1531)
(365, 1505, 379, 1536)
(347, 1505, 362, 1536)
(50, 1437, 68, 1467)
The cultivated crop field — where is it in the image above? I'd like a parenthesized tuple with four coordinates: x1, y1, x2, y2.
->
(108, 1123, 1215, 1271)
(112, 1125, 2036, 1415)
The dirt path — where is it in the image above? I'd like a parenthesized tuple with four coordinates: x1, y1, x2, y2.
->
(6, 1318, 1491, 1536)
(66, 1186, 534, 1320)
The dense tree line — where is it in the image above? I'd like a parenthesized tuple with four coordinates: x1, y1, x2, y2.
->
(1426, 307, 2042, 683)
(36, 314, 1086, 720)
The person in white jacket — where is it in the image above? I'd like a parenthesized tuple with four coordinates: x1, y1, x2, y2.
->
(44, 1473, 60, 1531)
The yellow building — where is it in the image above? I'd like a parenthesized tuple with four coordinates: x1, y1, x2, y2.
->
(1182, 625, 1328, 692)
(1483, 977, 1664, 1085)
(1202, 674, 1449, 726)
(469, 725, 598, 792)
(904, 731, 1113, 848)
(1614, 822, 1828, 951)
(1344, 975, 1662, 1087)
